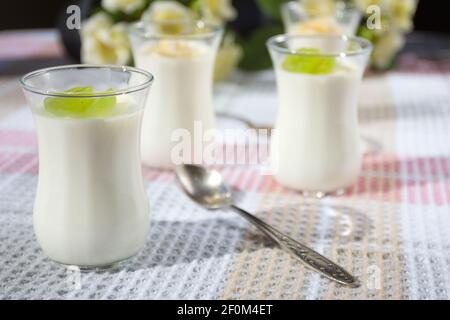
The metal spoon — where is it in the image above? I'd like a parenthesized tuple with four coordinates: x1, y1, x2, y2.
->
(175, 164, 360, 288)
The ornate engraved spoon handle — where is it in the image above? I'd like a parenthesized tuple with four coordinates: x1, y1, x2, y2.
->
(231, 205, 360, 287)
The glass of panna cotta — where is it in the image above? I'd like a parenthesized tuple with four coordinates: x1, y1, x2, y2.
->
(129, 20, 223, 169)
(20, 65, 153, 268)
(281, 1, 361, 36)
(267, 34, 372, 197)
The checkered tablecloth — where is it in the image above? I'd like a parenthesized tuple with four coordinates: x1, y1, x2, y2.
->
(1, 30, 450, 300)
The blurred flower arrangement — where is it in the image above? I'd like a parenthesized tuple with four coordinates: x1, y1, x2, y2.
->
(80, 0, 418, 79)
(81, 0, 242, 80)
(354, 0, 419, 69)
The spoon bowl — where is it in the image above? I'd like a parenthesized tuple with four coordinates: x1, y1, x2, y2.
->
(176, 164, 232, 209)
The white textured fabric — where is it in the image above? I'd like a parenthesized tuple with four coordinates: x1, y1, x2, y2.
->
(0, 70, 450, 299)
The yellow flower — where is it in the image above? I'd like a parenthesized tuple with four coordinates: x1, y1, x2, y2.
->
(101, 0, 146, 14)
(200, 0, 237, 24)
(214, 34, 242, 81)
(141, 1, 193, 34)
(80, 13, 131, 65)
(353, 0, 386, 12)
(142, 1, 192, 21)
(301, 0, 336, 17)
(371, 31, 405, 69)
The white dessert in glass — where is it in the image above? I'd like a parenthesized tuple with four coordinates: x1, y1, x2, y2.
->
(267, 34, 372, 195)
(129, 21, 223, 169)
(20, 65, 153, 268)
(281, 1, 361, 36)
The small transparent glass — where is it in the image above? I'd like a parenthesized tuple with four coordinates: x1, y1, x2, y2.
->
(129, 20, 223, 169)
(267, 34, 372, 196)
(20, 65, 153, 268)
(282, 1, 361, 36)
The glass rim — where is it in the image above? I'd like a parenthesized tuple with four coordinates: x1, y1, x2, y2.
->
(128, 19, 223, 40)
(19, 64, 154, 98)
(266, 34, 373, 57)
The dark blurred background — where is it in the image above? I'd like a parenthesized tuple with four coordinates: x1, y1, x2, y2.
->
(0, 0, 449, 73)
(1, 0, 449, 32)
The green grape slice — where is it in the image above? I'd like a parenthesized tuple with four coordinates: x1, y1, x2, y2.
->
(282, 48, 336, 75)
(44, 86, 117, 119)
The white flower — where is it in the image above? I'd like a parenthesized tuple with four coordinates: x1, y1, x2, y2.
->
(80, 13, 131, 65)
(141, 1, 192, 22)
(102, 0, 146, 14)
(354, 0, 417, 69)
(200, 0, 237, 24)
(354, 0, 417, 32)
(371, 31, 405, 69)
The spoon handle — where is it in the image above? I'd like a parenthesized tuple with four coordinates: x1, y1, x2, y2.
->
(230, 205, 360, 288)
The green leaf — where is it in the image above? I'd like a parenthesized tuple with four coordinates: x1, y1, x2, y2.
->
(189, 0, 202, 16)
(177, 0, 193, 6)
(357, 24, 376, 42)
(255, 0, 286, 20)
(238, 24, 284, 71)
